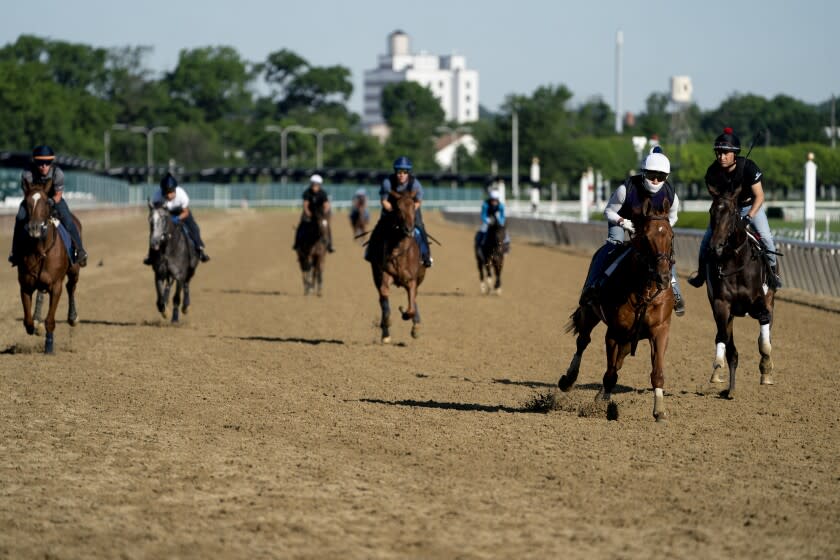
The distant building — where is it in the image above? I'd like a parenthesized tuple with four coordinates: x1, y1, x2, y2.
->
(363, 30, 479, 139)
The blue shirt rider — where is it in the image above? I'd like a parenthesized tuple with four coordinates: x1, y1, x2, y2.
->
(364, 156, 433, 268)
(144, 173, 210, 264)
(580, 149, 685, 316)
(9, 145, 87, 267)
(475, 189, 510, 255)
(688, 127, 781, 289)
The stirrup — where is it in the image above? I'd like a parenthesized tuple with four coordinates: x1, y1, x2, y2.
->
(76, 250, 88, 267)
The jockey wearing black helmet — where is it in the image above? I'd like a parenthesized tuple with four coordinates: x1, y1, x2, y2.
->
(8, 145, 88, 267)
(144, 172, 210, 264)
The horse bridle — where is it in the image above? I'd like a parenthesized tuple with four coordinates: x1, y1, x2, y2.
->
(634, 215, 674, 288)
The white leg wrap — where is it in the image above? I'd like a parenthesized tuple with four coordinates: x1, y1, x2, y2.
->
(760, 324, 770, 344)
(655, 388, 664, 399)
(716, 342, 726, 362)
(759, 324, 772, 355)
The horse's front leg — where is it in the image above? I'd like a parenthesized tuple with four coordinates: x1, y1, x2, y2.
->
(493, 258, 503, 294)
(477, 257, 487, 294)
(378, 273, 392, 344)
(649, 327, 671, 421)
(44, 283, 63, 354)
(66, 266, 79, 326)
(600, 334, 630, 401)
(156, 275, 169, 317)
(182, 281, 191, 314)
(171, 280, 182, 323)
(710, 301, 733, 384)
(399, 280, 417, 321)
(558, 306, 600, 391)
(315, 256, 323, 297)
(757, 321, 774, 385)
(20, 288, 35, 335)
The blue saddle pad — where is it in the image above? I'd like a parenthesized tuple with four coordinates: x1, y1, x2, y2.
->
(56, 222, 74, 263)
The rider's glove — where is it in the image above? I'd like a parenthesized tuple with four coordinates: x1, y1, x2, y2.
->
(741, 214, 753, 227)
(620, 219, 635, 234)
(172, 215, 181, 225)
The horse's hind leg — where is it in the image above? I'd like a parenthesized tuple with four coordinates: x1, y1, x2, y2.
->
(558, 305, 600, 391)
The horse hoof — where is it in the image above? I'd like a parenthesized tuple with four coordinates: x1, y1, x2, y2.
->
(721, 388, 735, 400)
(760, 374, 775, 385)
(34, 323, 44, 336)
(596, 390, 611, 402)
(654, 411, 669, 422)
(480, 283, 488, 294)
(709, 372, 725, 383)
(160, 312, 167, 319)
(494, 288, 502, 296)
(411, 326, 420, 339)
(557, 376, 574, 392)
(382, 336, 391, 344)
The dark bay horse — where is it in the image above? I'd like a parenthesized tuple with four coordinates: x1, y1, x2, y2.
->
(17, 179, 81, 353)
(370, 191, 426, 343)
(350, 204, 370, 242)
(296, 206, 329, 296)
(701, 186, 776, 397)
(476, 217, 506, 295)
(558, 199, 675, 421)
(148, 203, 197, 322)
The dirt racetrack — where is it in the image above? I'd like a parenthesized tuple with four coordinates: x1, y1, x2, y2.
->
(1, 208, 838, 559)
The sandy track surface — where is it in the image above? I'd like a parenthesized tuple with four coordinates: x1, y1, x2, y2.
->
(1, 209, 838, 559)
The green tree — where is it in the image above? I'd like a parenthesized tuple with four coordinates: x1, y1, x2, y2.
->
(380, 82, 445, 169)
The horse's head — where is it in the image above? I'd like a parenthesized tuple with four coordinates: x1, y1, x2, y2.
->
(389, 191, 416, 237)
(633, 199, 674, 289)
(708, 189, 744, 258)
(23, 179, 52, 240)
(148, 200, 171, 251)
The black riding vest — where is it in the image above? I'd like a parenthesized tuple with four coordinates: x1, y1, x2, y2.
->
(617, 175, 675, 220)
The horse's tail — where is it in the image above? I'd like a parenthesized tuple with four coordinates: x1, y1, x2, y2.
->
(564, 306, 583, 335)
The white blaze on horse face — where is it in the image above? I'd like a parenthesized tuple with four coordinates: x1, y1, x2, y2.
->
(716, 342, 726, 362)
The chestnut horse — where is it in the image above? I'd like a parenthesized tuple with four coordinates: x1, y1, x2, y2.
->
(558, 199, 675, 421)
(295, 206, 329, 296)
(370, 191, 426, 343)
(476, 217, 506, 295)
(17, 179, 81, 353)
(148, 203, 197, 322)
(700, 185, 776, 398)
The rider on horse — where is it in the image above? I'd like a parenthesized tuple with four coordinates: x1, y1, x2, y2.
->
(293, 174, 334, 253)
(474, 189, 510, 256)
(8, 145, 87, 267)
(144, 173, 210, 264)
(688, 127, 782, 290)
(580, 149, 686, 315)
(365, 156, 433, 268)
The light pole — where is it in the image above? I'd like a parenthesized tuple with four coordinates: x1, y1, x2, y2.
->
(126, 125, 169, 184)
(266, 124, 315, 183)
(314, 128, 338, 169)
(104, 123, 131, 171)
(436, 125, 471, 174)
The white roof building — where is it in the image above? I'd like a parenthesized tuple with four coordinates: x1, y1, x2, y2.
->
(363, 30, 479, 136)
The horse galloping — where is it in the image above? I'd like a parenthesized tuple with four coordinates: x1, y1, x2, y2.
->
(558, 199, 675, 421)
(350, 206, 370, 242)
(17, 179, 81, 353)
(701, 186, 776, 398)
(476, 217, 506, 295)
(370, 191, 426, 343)
(296, 206, 329, 296)
(148, 202, 197, 322)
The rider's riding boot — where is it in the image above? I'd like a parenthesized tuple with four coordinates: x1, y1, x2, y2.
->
(143, 253, 153, 266)
(688, 257, 706, 288)
(75, 247, 88, 267)
(199, 247, 210, 262)
(772, 264, 782, 289)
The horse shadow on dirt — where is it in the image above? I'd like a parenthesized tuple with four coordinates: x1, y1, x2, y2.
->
(216, 289, 289, 297)
(359, 397, 540, 414)
(234, 335, 344, 346)
(492, 378, 557, 389)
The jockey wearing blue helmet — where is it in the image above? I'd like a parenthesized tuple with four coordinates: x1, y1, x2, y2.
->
(9, 145, 88, 267)
(364, 156, 433, 268)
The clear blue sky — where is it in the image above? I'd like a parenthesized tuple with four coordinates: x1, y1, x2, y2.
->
(2, 0, 837, 117)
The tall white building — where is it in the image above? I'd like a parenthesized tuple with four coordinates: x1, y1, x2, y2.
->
(363, 30, 479, 137)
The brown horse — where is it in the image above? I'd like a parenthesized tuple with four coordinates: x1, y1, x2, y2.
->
(296, 206, 329, 296)
(17, 179, 81, 354)
(558, 199, 675, 421)
(350, 201, 370, 241)
(370, 191, 426, 343)
(476, 218, 506, 295)
(701, 186, 776, 397)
